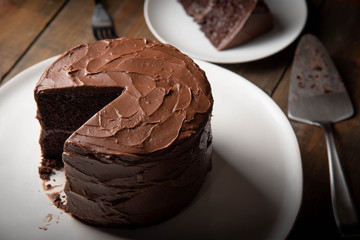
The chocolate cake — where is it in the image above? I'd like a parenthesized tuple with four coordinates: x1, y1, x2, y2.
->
(178, 0, 273, 50)
(34, 37, 213, 226)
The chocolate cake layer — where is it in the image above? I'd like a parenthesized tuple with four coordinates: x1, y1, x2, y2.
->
(35, 37, 213, 226)
(179, 0, 273, 50)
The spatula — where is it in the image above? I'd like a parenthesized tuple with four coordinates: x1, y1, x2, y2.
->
(288, 34, 359, 236)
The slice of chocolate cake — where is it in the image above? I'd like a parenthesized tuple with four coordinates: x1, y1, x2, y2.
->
(35, 42, 125, 179)
(178, 0, 273, 50)
(34, 37, 213, 226)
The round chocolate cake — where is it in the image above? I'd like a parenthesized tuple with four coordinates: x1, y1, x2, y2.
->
(34, 37, 213, 226)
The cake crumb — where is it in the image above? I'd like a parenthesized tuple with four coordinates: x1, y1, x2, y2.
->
(47, 192, 66, 210)
(45, 213, 53, 222)
(38, 226, 48, 231)
(39, 213, 53, 231)
(39, 158, 63, 180)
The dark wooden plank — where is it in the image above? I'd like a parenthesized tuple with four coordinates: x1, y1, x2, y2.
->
(272, 0, 360, 238)
(1, 0, 93, 84)
(0, 0, 67, 84)
(218, 46, 294, 95)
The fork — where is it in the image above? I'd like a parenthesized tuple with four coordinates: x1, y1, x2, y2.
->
(92, 0, 118, 40)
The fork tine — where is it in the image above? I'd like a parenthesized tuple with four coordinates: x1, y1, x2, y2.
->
(102, 28, 110, 39)
(93, 29, 101, 41)
(100, 28, 107, 39)
(104, 28, 112, 39)
(93, 27, 117, 40)
(104, 28, 115, 39)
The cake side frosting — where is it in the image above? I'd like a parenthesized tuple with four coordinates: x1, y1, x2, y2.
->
(64, 121, 212, 226)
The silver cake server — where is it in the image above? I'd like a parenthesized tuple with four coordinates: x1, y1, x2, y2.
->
(288, 34, 359, 236)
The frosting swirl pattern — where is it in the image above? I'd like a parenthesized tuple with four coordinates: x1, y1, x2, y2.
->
(38, 38, 212, 155)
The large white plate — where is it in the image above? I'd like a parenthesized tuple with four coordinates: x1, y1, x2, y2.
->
(0, 57, 302, 240)
(144, 0, 307, 63)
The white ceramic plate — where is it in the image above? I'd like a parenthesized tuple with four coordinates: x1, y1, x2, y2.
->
(0, 57, 302, 240)
(144, 0, 307, 63)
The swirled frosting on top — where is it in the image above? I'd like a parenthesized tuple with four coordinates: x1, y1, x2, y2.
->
(37, 38, 213, 155)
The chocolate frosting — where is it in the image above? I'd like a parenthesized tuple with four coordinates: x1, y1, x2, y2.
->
(64, 122, 212, 226)
(51, 38, 214, 226)
(37, 38, 212, 154)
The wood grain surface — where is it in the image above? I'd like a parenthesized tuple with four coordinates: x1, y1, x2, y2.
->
(0, 0, 67, 82)
(0, 0, 359, 239)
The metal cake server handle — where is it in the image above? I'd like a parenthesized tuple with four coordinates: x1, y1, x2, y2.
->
(321, 122, 360, 236)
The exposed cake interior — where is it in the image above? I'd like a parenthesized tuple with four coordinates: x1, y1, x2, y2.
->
(34, 42, 127, 178)
(36, 86, 123, 178)
(178, 0, 273, 50)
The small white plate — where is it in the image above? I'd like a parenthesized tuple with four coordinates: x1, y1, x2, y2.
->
(144, 0, 307, 63)
(0, 57, 302, 240)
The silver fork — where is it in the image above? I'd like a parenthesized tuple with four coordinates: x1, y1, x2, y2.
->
(92, 0, 118, 40)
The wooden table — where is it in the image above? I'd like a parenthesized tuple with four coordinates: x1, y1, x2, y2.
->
(0, 0, 359, 239)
